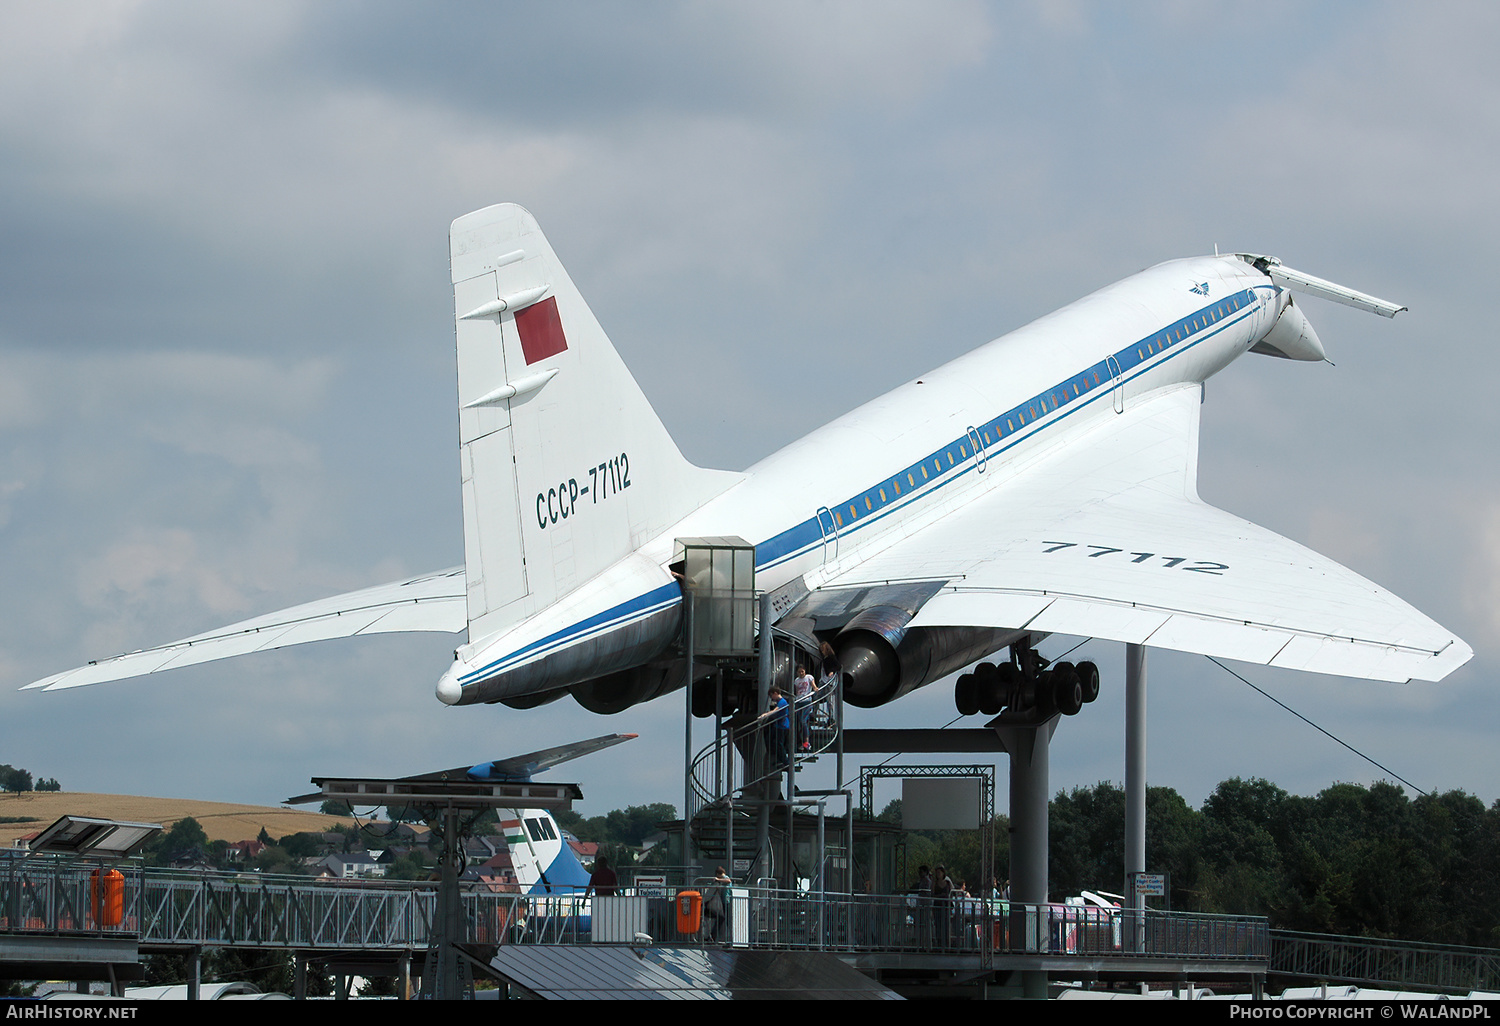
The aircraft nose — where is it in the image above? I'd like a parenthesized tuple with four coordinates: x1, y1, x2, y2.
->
(436, 662, 464, 705)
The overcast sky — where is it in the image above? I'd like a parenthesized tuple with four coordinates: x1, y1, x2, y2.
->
(2, 2, 1496, 829)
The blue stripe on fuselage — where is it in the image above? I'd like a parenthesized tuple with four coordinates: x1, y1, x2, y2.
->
(462, 287, 1261, 691)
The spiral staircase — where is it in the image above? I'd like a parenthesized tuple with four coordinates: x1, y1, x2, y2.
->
(685, 625, 844, 880)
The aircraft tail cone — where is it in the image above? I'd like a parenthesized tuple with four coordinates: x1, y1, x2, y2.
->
(436, 662, 464, 705)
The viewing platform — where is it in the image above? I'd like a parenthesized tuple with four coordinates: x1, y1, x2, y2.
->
(3, 857, 1267, 998)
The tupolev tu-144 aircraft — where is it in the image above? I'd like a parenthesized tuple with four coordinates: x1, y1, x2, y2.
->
(22, 204, 1471, 721)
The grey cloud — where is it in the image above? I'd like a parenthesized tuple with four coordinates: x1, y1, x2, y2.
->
(1, 2, 1494, 816)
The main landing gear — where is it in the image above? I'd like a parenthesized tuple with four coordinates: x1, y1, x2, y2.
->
(953, 638, 1100, 723)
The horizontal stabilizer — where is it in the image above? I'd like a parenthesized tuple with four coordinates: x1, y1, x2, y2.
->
(405, 733, 639, 783)
(22, 567, 467, 692)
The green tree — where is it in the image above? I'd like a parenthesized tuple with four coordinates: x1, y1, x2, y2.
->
(1048, 782, 1200, 906)
(1199, 777, 1289, 917)
(144, 817, 210, 866)
(0, 765, 33, 792)
(580, 803, 676, 846)
(1049, 782, 1125, 899)
(383, 850, 434, 881)
(278, 832, 321, 860)
(1144, 786, 1202, 909)
(253, 845, 304, 876)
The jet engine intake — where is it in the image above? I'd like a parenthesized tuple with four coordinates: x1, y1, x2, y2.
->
(837, 607, 1025, 707)
(834, 605, 911, 706)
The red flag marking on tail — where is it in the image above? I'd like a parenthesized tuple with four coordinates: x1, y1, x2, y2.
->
(516, 296, 567, 364)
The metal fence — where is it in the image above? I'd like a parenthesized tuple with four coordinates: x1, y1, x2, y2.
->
(1272, 930, 1500, 994)
(136, 870, 440, 948)
(1, 860, 112, 935)
(3, 859, 1266, 963)
(609, 889, 1267, 959)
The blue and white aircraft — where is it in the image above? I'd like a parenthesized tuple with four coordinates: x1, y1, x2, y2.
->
(500, 808, 592, 896)
(22, 204, 1471, 719)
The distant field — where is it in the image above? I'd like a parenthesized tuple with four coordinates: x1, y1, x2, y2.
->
(0, 792, 357, 849)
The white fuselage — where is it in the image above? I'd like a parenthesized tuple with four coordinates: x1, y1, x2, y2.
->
(445, 255, 1281, 702)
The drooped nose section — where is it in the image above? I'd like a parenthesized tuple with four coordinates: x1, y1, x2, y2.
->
(1251, 296, 1327, 362)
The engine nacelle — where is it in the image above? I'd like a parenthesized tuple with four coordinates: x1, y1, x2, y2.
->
(837, 608, 1027, 708)
(571, 661, 679, 715)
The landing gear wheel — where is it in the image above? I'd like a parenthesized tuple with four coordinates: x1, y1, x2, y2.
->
(975, 662, 1005, 715)
(1076, 660, 1100, 703)
(691, 679, 720, 718)
(955, 673, 979, 716)
(1051, 662, 1083, 716)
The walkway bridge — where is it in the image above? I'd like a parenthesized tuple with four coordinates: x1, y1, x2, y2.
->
(1269, 930, 1500, 996)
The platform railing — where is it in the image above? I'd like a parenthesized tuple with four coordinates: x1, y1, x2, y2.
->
(4, 860, 1267, 962)
(494, 887, 1268, 961)
(1, 860, 129, 935)
(610, 889, 1268, 959)
(1271, 930, 1500, 994)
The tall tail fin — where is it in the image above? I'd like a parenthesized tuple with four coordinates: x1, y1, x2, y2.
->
(450, 204, 736, 645)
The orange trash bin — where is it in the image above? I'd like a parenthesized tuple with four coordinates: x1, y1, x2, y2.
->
(91, 868, 124, 927)
(676, 889, 703, 934)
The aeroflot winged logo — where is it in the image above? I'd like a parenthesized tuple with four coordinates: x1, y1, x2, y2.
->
(1190, 282, 1211, 296)
(517, 295, 568, 364)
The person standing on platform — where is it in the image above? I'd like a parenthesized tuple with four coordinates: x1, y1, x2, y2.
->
(933, 865, 953, 949)
(584, 855, 618, 898)
(708, 865, 734, 943)
(819, 641, 841, 688)
(793, 664, 815, 750)
(767, 686, 790, 767)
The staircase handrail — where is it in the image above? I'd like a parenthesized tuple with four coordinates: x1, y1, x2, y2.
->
(687, 627, 841, 822)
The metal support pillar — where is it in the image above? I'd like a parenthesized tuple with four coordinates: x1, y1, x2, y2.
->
(683, 592, 696, 871)
(718, 666, 733, 880)
(782, 608, 797, 890)
(994, 717, 1057, 1000)
(816, 799, 827, 948)
(753, 592, 773, 884)
(188, 946, 200, 1001)
(846, 801, 855, 895)
(433, 804, 462, 1000)
(1124, 642, 1147, 951)
(784, 736, 795, 889)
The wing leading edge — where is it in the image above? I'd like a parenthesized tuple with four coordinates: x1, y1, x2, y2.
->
(824, 385, 1470, 684)
(23, 567, 467, 692)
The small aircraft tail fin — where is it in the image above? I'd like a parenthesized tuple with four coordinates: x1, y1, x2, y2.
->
(450, 205, 738, 645)
(501, 809, 593, 894)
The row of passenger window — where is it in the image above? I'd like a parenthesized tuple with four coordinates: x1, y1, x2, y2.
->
(830, 291, 1253, 531)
